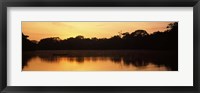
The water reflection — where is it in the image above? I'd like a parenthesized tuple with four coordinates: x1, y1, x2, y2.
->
(22, 50, 178, 71)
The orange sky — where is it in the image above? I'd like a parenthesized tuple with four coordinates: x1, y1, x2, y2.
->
(22, 22, 174, 41)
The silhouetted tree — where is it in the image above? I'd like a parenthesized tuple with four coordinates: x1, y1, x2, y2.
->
(130, 30, 149, 37)
(22, 33, 37, 51)
(22, 22, 178, 51)
(38, 37, 61, 50)
(75, 35, 84, 39)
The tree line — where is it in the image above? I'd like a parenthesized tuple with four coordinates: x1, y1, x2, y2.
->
(22, 22, 178, 51)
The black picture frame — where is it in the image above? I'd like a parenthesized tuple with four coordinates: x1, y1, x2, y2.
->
(0, 0, 199, 93)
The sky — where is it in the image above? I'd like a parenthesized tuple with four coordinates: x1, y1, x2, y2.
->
(22, 22, 174, 41)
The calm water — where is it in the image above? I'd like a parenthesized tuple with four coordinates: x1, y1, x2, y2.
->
(22, 50, 178, 71)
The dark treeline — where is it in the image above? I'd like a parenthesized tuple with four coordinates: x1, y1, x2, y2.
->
(22, 22, 178, 51)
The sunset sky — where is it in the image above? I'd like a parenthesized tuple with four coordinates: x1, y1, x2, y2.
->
(22, 22, 174, 41)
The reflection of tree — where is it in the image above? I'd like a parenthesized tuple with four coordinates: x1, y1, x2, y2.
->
(122, 56, 149, 67)
(22, 54, 36, 69)
(39, 55, 59, 62)
(110, 56, 122, 63)
(76, 57, 84, 63)
(22, 22, 178, 50)
(22, 51, 178, 71)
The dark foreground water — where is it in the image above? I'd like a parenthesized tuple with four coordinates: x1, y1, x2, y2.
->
(22, 50, 178, 71)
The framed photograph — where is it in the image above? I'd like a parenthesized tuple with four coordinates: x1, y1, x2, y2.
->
(0, 0, 199, 93)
